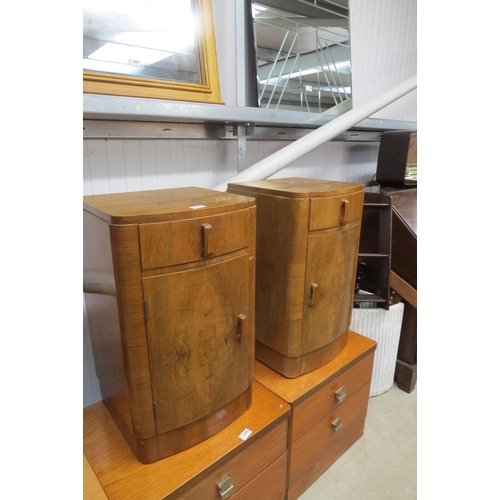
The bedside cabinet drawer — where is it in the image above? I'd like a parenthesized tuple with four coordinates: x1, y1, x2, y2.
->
(309, 191, 364, 230)
(289, 382, 371, 491)
(291, 352, 374, 441)
(139, 209, 250, 269)
(178, 419, 288, 500)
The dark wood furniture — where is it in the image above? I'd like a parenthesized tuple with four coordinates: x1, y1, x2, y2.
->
(83, 187, 257, 463)
(255, 331, 376, 500)
(354, 190, 393, 310)
(375, 130, 417, 188)
(83, 382, 290, 500)
(353, 185, 417, 394)
(227, 178, 364, 378)
(386, 188, 417, 393)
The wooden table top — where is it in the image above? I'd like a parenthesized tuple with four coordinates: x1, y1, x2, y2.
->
(254, 331, 377, 407)
(83, 382, 290, 500)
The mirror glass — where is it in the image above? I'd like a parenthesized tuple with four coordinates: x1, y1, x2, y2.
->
(252, 0, 351, 114)
(83, 0, 200, 85)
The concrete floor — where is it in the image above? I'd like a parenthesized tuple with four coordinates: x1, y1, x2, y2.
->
(298, 382, 417, 500)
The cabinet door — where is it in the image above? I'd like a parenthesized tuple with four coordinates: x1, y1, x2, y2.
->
(143, 255, 252, 434)
(302, 225, 360, 353)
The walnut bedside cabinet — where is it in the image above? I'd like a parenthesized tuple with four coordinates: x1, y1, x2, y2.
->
(254, 330, 377, 500)
(227, 178, 364, 378)
(83, 187, 256, 463)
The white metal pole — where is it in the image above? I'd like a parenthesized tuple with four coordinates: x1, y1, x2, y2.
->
(213, 74, 417, 191)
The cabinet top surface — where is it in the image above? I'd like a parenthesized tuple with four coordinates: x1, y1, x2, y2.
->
(83, 187, 255, 224)
(255, 331, 376, 405)
(228, 177, 364, 198)
(383, 188, 417, 237)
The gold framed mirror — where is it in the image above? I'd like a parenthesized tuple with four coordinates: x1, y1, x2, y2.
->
(83, 0, 222, 103)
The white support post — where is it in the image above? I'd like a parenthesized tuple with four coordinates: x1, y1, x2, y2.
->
(213, 74, 417, 191)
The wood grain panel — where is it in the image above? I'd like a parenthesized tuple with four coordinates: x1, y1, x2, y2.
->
(390, 270, 417, 309)
(254, 331, 376, 407)
(255, 331, 348, 379)
(234, 192, 309, 357)
(144, 255, 252, 432)
(286, 418, 364, 500)
(309, 190, 364, 230)
(139, 209, 249, 269)
(291, 353, 374, 441)
(84, 454, 108, 500)
(302, 225, 361, 353)
(155, 388, 252, 460)
(288, 382, 371, 488)
(228, 178, 364, 199)
(228, 178, 365, 377)
(83, 187, 254, 224)
(230, 452, 287, 500)
(83, 383, 290, 500)
(176, 419, 287, 500)
(109, 224, 156, 439)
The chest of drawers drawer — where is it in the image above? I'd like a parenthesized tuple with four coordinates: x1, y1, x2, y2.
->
(287, 382, 371, 500)
(290, 353, 373, 442)
(254, 330, 376, 500)
(178, 418, 287, 500)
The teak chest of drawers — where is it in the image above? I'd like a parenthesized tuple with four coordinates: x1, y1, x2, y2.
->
(83, 187, 256, 463)
(227, 178, 364, 377)
(254, 331, 377, 500)
(83, 382, 290, 500)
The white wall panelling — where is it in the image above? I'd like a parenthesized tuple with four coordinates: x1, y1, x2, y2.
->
(83, 0, 417, 406)
(350, 0, 417, 121)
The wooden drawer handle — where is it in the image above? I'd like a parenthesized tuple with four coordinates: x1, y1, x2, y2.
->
(331, 418, 343, 433)
(201, 223, 215, 257)
(340, 199, 349, 223)
(309, 283, 319, 306)
(335, 386, 346, 403)
(236, 314, 247, 342)
(218, 477, 234, 499)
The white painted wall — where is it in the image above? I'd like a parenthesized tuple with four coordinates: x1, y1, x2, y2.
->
(350, 0, 417, 121)
(83, 0, 417, 407)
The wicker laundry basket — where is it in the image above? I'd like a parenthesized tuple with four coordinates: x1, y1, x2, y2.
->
(350, 302, 405, 396)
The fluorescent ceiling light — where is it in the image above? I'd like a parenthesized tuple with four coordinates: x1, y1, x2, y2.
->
(287, 68, 319, 78)
(87, 41, 172, 67)
(260, 67, 320, 85)
(252, 4, 268, 16)
(86, 32, 196, 67)
(321, 61, 351, 73)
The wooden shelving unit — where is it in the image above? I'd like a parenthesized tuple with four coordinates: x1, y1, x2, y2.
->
(354, 190, 392, 310)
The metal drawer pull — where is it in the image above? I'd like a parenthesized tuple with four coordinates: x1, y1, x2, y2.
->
(335, 386, 346, 403)
(218, 477, 235, 500)
(201, 223, 215, 257)
(331, 418, 343, 432)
